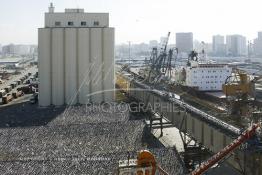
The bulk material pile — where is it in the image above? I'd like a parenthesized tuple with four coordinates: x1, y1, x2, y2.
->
(0, 149, 184, 175)
(0, 121, 145, 159)
(0, 104, 185, 174)
(49, 103, 130, 126)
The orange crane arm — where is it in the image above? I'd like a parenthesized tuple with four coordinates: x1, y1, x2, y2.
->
(137, 150, 170, 175)
(191, 124, 260, 175)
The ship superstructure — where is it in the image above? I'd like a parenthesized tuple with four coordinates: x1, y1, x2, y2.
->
(185, 60, 232, 91)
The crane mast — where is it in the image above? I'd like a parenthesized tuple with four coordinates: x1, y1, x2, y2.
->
(147, 32, 172, 83)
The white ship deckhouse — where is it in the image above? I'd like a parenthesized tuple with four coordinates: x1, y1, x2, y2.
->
(186, 60, 232, 91)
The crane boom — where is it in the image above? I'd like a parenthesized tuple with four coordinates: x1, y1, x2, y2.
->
(191, 124, 260, 175)
(147, 32, 171, 83)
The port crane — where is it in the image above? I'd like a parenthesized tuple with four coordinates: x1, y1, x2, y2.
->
(118, 150, 169, 175)
(139, 32, 177, 84)
(187, 50, 199, 66)
(138, 32, 179, 136)
(223, 69, 262, 116)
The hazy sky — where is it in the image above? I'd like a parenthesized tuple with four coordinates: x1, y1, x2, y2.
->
(0, 0, 262, 45)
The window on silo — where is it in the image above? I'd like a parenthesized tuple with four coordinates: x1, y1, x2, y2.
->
(55, 21, 61, 26)
(94, 21, 99, 26)
(68, 21, 74, 26)
(81, 21, 87, 26)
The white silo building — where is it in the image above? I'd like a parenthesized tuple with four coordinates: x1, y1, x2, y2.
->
(38, 3, 115, 106)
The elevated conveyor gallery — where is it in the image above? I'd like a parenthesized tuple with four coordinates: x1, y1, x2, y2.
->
(116, 72, 262, 175)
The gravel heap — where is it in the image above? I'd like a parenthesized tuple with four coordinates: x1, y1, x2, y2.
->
(0, 104, 185, 174)
(49, 103, 130, 126)
(0, 149, 184, 175)
(0, 121, 145, 160)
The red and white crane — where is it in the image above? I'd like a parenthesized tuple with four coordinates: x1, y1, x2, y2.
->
(191, 123, 260, 175)
(118, 124, 260, 175)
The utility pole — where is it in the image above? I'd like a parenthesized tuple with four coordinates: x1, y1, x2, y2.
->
(201, 41, 206, 61)
(248, 40, 252, 58)
(128, 41, 131, 65)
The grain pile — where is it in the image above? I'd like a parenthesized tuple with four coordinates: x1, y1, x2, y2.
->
(0, 104, 185, 174)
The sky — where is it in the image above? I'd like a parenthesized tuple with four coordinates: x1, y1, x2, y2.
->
(0, 0, 262, 45)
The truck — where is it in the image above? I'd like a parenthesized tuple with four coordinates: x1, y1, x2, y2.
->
(25, 79, 31, 84)
(4, 86, 12, 93)
(0, 90, 7, 98)
(20, 77, 25, 83)
(30, 82, 38, 88)
(12, 90, 24, 99)
(10, 82, 18, 89)
(2, 94, 13, 104)
(16, 80, 22, 85)
(17, 85, 34, 94)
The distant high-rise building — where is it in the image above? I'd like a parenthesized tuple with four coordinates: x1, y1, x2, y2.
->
(2, 44, 32, 55)
(38, 3, 115, 106)
(205, 43, 213, 55)
(149, 40, 158, 48)
(226, 35, 247, 56)
(176, 32, 193, 54)
(0, 44, 2, 54)
(254, 31, 262, 56)
(14, 45, 31, 55)
(212, 35, 225, 56)
(193, 40, 211, 56)
(160, 37, 167, 44)
(29, 45, 38, 55)
(2, 44, 16, 55)
(193, 40, 201, 53)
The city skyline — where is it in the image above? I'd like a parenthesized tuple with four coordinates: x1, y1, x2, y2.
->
(1, 0, 262, 45)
